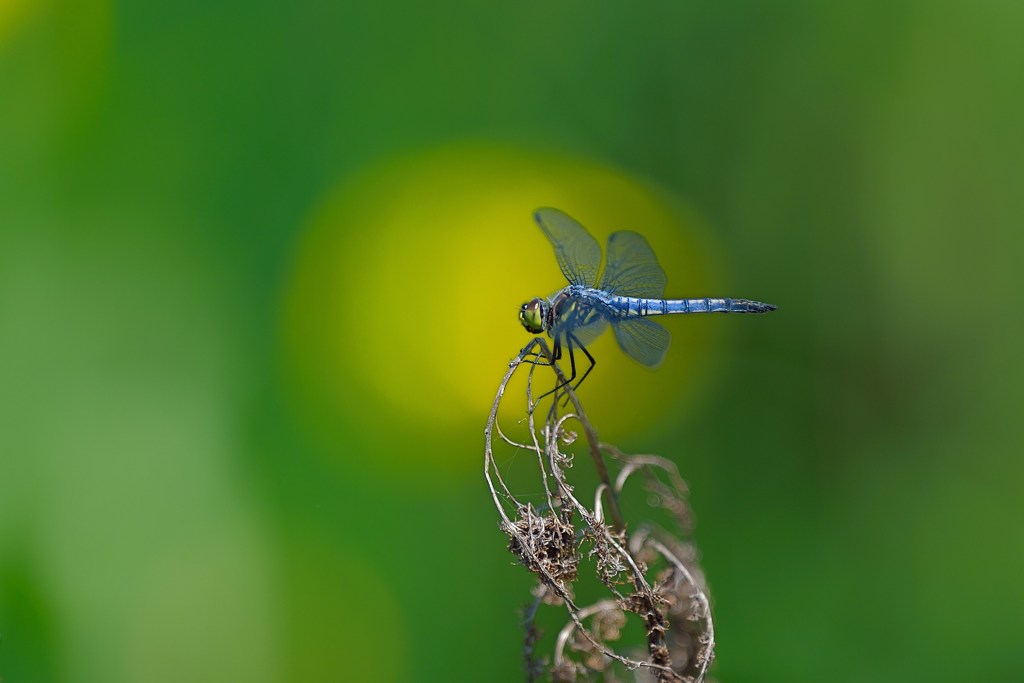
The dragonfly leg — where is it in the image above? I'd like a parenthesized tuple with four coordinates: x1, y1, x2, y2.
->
(523, 348, 553, 367)
(552, 332, 595, 408)
(520, 337, 554, 368)
(557, 333, 578, 390)
(554, 332, 595, 409)
(567, 331, 596, 392)
(530, 334, 575, 405)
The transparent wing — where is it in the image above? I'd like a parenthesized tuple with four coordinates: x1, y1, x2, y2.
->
(611, 317, 670, 367)
(598, 230, 667, 298)
(534, 208, 602, 287)
(564, 309, 609, 347)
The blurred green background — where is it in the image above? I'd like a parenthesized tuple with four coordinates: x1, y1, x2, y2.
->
(2, 0, 1022, 681)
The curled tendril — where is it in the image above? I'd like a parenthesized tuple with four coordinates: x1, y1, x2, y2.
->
(484, 338, 716, 683)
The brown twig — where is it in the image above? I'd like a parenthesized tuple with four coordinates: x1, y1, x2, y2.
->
(484, 338, 716, 682)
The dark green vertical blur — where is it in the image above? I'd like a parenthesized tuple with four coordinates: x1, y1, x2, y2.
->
(2, 1, 1022, 681)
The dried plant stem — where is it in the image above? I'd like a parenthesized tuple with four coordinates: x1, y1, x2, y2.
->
(485, 337, 715, 683)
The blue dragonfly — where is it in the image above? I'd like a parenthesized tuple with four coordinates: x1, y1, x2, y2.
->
(519, 207, 776, 389)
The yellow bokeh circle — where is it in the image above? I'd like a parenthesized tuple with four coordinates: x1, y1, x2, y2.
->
(1, 0, 113, 136)
(280, 144, 727, 460)
(0, 0, 35, 44)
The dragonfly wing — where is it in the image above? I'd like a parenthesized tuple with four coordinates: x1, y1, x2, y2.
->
(534, 208, 602, 287)
(611, 317, 670, 367)
(568, 312, 609, 347)
(550, 303, 609, 346)
(598, 230, 667, 297)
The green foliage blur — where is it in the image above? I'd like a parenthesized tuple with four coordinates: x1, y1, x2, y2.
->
(2, 1, 1022, 681)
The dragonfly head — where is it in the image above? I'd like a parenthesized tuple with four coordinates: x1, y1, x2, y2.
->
(519, 298, 548, 334)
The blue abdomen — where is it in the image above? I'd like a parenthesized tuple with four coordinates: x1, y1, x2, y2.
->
(609, 297, 776, 316)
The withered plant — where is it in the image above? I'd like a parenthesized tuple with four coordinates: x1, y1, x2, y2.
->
(484, 338, 716, 683)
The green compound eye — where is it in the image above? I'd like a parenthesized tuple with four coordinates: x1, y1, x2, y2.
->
(519, 298, 546, 334)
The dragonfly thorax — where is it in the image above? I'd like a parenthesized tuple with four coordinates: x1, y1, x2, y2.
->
(518, 297, 549, 334)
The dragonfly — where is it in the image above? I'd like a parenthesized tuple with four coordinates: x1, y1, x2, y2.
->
(519, 207, 776, 390)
